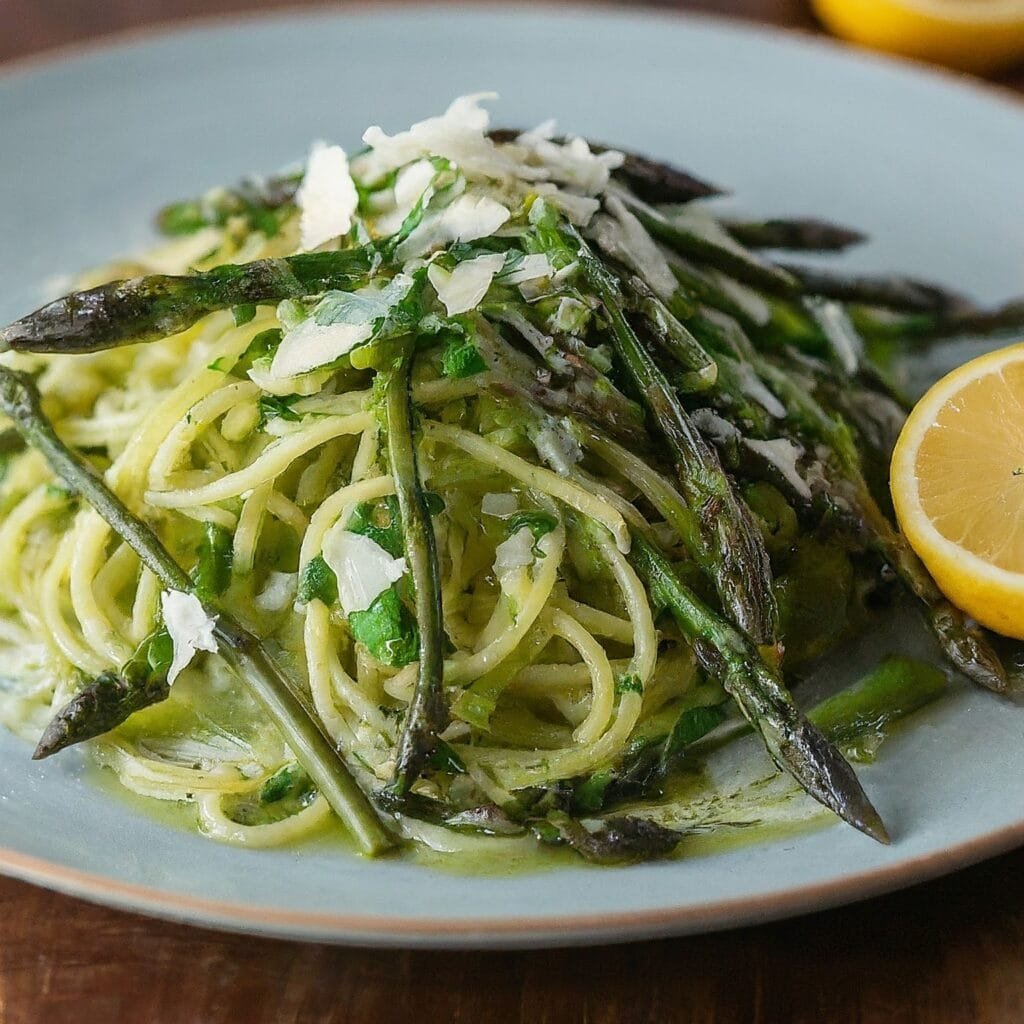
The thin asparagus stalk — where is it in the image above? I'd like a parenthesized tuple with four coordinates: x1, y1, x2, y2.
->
(690, 323, 985, 661)
(620, 274, 719, 392)
(567, 224, 778, 644)
(485, 303, 649, 443)
(918, 298, 1024, 340)
(0, 365, 394, 856)
(384, 343, 448, 796)
(621, 199, 801, 297)
(723, 218, 866, 252)
(34, 628, 172, 758)
(781, 263, 979, 317)
(1, 247, 376, 354)
(487, 128, 724, 204)
(629, 531, 889, 844)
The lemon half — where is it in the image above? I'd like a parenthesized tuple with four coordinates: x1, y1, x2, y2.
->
(892, 342, 1024, 638)
(812, 0, 1024, 74)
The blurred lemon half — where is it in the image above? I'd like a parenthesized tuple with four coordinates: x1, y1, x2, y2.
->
(891, 343, 1024, 639)
(812, 0, 1024, 74)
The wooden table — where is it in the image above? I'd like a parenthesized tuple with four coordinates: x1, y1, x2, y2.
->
(2, 3, 1023, 1021)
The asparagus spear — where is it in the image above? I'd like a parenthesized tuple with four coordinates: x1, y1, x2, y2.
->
(543, 810, 684, 864)
(487, 128, 724, 204)
(0, 366, 394, 855)
(1, 247, 376, 354)
(629, 531, 889, 843)
(619, 274, 719, 392)
(915, 298, 1024, 340)
(34, 628, 172, 759)
(484, 303, 650, 443)
(567, 224, 779, 644)
(723, 218, 866, 253)
(781, 263, 978, 317)
(620, 199, 801, 297)
(383, 343, 448, 796)
(669, 292, 1005, 689)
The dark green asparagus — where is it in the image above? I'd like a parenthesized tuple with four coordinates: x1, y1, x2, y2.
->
(487, 128, 724, 204)
(723, 218, 866, 253)
(1, 247, 376, 354)
(629, 531, 889, 844)
(567, 224, 779, 645)
(621, 199, 801, 297)
(621, 262, 1008, 692)
(755, 356, 1007, 692)
(619, 274, 719, 392)
(34, 628, 173, 759)
(383, 342, 448, 796)
(0, 365, 394, 855)
(782, 263, 978, 317)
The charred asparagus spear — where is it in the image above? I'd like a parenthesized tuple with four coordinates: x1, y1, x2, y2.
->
(723, 217, 866, 253)
(0, 247, 376, 354)
(629, 531, 889, 844)
(383, 343, 448, 796)
(565, 222, 779, 645)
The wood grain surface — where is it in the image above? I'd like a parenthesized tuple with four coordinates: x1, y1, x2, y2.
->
(2, 3, 1023, 1023)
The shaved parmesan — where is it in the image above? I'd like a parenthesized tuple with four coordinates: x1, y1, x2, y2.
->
(811, 299, 863, 374)
(356, 93, 542, 188)
(374, 158, 438, 237)
(735, 362, 786, 419)
(745, 438, 811, 499)
(255, 571, 297, 612)
(269, 275, 414, 378)
(498, 254, 553, 286)
(428, 253, 504, 315)
(520, 119, 557, 142)
(297, 142, 359, 251)
(396, 194, 510, 260)
(161, 591, 218, 684)
(494, 527, 536, 584)
(590, 196, 678, 302)
(322, 528, 407, 614)
(482, 492, 518, 518)
(532, 420, 583, 475)
(270, 317, 374, 379)
(530, 135, 623, 194)
(532, 184, 600, 226)
(691, 408, 739, 446)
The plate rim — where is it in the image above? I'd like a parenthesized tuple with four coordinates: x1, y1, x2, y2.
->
(2, 2, 1023, 947)
(3, 0, 1024, 117)
(4, 817, 1023, 946)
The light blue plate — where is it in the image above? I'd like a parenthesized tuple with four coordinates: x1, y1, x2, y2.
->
(2, 6, 1023, 948)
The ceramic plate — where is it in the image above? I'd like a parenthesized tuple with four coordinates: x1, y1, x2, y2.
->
(1, 5, 1023, 949)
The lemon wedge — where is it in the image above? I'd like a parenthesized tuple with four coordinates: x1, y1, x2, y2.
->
(891, 343, 1024, 638)
(812, 0, 1024, 74)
